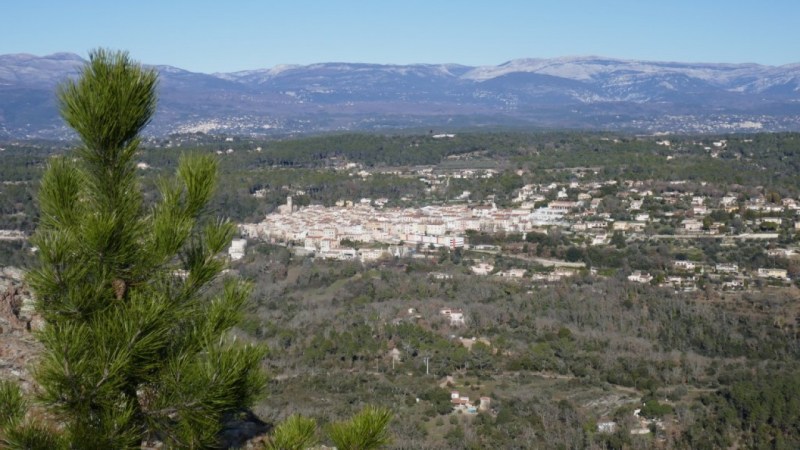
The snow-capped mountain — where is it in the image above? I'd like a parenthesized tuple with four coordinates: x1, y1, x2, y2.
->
(1, 53, 799, 138)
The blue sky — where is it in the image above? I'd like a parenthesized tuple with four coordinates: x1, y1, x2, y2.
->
(3, 1, 798, 73)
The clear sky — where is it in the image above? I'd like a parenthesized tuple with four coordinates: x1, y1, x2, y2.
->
(3, 0, 798, 73)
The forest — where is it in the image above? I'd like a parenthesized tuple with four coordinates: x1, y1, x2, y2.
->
(225, 239, 800, 449)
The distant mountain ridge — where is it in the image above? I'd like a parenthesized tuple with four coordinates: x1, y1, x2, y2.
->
(1, 52, 799, 138)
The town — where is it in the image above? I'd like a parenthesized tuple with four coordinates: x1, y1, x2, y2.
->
(238, 155, 799, 294)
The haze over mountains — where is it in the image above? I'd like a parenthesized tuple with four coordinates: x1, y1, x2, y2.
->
(1, 52, 799, 139)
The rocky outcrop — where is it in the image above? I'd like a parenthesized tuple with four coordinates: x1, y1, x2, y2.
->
(0, 266, 42, 392)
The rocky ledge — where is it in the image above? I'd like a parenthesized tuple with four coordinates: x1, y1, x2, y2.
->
(0, 266, 42, 392)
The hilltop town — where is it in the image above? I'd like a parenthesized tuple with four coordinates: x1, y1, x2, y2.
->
(239, 148, 800, 294)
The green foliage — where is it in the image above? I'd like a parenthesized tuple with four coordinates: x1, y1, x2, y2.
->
(263, 408, 392, 450)
(1, 378, 64, 449)
(1, 422, 67, 450)
(326, 405, 393, 450)
(4, 49, 266, 448)
(263, 415, 318, 450)
(639, 399, 673, 419)
(57, 48, 157, 155)
(610, 231, 626, 249)
(684, 372, 800, 449)
(0, 381, 26, 430)
(419, 388, 455, 416)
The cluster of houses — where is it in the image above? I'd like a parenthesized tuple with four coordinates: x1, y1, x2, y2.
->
(241, 196, 556, 261)
(597, 407, 665, 436)
(626, 261, 790, 292)
(465, 260, 788, 291)
(236, 173, 798, 288)
(450, 391, 491, 414)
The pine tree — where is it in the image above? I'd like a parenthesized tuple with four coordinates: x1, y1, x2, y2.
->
(0, 49, 266, 449)
(264, 406, 393, 450)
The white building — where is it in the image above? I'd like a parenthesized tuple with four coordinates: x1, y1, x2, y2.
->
(471, 262, 494, 275)
(757, 268, 789, 280)
(495, 269, 526, 279)
(228, 238, 247, 261)
(628, 271, 653, 284)
(441, 308, 465, 326)
(715, 263, 739, 273)
(673, 260, 696, 271)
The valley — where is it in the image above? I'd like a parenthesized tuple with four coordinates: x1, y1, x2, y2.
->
(2, 131, 800, 448)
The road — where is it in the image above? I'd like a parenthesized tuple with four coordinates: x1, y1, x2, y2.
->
(649, 233, 778, 240)
(469, 248, 586, 268)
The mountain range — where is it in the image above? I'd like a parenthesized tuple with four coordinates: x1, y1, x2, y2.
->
(1, 52, 799, 138)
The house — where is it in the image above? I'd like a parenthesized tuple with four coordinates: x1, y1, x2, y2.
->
(683, 220, 704, 233)
(612, 221, 630, 231)
(549, 200, 578, 212)
(767, 248, 794, 258)
(441, 308, 466, 326)
(553, 267, 577, 278)
(450, 391, 469, 405)
(471, 262, 494, 275)
(757, 268, 789, 280)
(628, 271, 653, 284)
(597, 422, 617, 433)
(426, 222, 446, 236)
(228, 239, 247, 261)
(613, 221, 646, 232)
(591, 233, 609, 246)
(530, 207, 567, 225)
(572, 222, 588, 232)
(534, 267, 578, 282)
(722, 280, 744, 290)
(496, 269, 526, 279)
(359, 248, 388, 261)
(586, 221, 607, 229)
(438, 235, 465, 249)
(721, 196, 739, 211)
(430, 272, 453, 280)
(322, 227, 337, 240)
(715, 263, 739, 274)
(450, 392, 489, 414)
(530, 273, 549, 282)
(673, 260, 696, 271)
